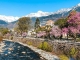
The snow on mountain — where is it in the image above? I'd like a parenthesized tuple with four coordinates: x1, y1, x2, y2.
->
(54, 8, 71, 14)
(0, 3, 80, 22)
(0, 9, 72, 22)
(25, 8, 72, 17)
(77, 3, 80, 6)
(25, 11, 52, 17)
(0, 9, 70, 22)
(0, 15, 19, 22)
(72, 3, 80, 10)
(25, 9, 71, 17)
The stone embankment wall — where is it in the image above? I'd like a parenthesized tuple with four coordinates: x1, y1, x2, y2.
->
(12, 37, 80, 54)
(12, 37, 61, 60)
(13, 37, 43, 47)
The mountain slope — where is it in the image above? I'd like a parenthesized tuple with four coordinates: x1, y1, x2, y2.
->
(37, 3, 80, 25)
(0, 20, 7, 24)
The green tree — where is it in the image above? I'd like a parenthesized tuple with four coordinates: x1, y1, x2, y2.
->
(0, 28, 9, 35)
(54, 18, 68, 29)
(35, 18, 40, 30)
(14, 26, 20, 33)
(17, 17, 31, 34)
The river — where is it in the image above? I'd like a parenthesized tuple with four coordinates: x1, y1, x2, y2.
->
(0, 40, 44, 60)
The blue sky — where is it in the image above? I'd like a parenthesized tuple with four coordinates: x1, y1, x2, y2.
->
(0, 0, 80, 17)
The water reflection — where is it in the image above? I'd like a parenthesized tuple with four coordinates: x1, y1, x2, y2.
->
(0, 40, 43, 60)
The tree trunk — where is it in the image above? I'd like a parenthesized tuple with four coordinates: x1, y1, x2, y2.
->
(74, 34, 76, 42)
(67, 34, 68, 40)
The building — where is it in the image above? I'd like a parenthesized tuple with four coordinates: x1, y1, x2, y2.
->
(46, 20, 54, 26)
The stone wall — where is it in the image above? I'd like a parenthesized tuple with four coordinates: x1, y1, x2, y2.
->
(13, 37, 80, 54)
(13, 37, 44, 47)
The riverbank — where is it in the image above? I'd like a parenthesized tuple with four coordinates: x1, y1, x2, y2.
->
(0, 42, 5, 52)
(4, 36, 80, 60)
(0, 40, 44, 60)
(3, 39, 59, 60)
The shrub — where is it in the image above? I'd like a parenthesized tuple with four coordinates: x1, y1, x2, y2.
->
(75, 50, 80, 60)
(38, 42, 43, 49)
(38, 41, 53, 52)
(70, 47, 77, 56)
(59, 55, 69, 60)
(63, 47, 77, 59)
(27, 41, 32, 45)
(0, 36, 3, 42)
(10, 36, 13, 40)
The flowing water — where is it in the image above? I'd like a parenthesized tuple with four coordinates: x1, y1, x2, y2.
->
(0, 40, 43, 60)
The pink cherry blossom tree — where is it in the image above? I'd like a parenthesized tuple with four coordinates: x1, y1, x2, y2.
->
(22, 32, 27, 37)
(62, 27, 68, 34)
(50, 26, 62, 39)
(62, 11, 80, 41)
(61, 27, 69, 39)
(37, 31, 46, 38)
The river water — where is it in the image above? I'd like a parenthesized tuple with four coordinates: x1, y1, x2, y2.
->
(0, 40, 43, 60)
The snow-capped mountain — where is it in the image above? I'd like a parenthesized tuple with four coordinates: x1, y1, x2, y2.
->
(71, 3, 80, 12)
(0, 3, 80, 23)
(54, 8, 71, 14)
(77, 3, 80, 6)
(0, 15, 19, 22)
(0, 9, 71, 22)
(25, 9, 71, 17)
(0, 3, 80, 28)
(25, 11, 52, 17)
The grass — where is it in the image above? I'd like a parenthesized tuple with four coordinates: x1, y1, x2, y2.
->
(38, 41, 53, 52)
(27, 41, 32, 45)
(59, 55, 69, 60)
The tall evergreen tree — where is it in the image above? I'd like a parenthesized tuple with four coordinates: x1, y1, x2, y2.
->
(35, 18, 40, 30)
